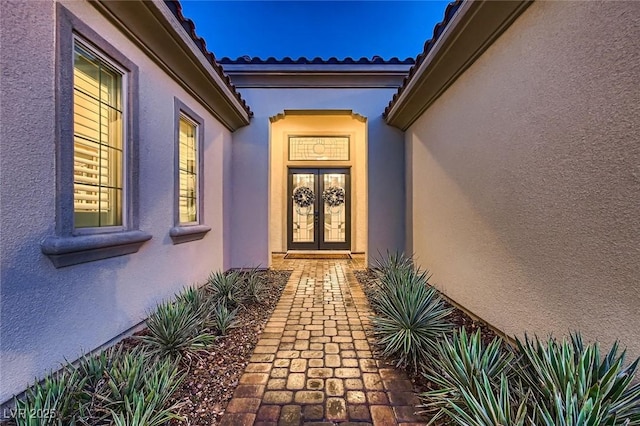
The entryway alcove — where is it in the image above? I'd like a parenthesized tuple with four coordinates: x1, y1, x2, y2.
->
(268, 110, 368, 264)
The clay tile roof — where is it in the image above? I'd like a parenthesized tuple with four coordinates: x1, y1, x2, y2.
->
(218, 56, 415, 65)
(163, 0, 253, 117)
(383, 0, 464, 118)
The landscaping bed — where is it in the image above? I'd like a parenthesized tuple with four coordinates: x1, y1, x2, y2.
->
(4, 269, 290, 426)
(355, 268, 499, 395)
(354, 255, 640, 425)
(167, 269, 290, 425)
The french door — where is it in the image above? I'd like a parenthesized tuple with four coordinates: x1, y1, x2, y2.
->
(288, 168, 351, 250)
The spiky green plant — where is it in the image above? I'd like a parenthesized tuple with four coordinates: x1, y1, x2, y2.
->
(140, 299, 216, 359)
(243, 267, 265, 303)
(175, 285, 210, 319)
(516, 333, 640, 425)
(101, 347, 149, 407)
(75, 350, 109, 391)
(421, 328, 514, 422)
(371, 250, 414, 280)
(207, 270, 246, 307)
(13, 343, 186, 426)
(100, 348, 184, 421)
(371, 266, 453, 372)
(441, 372, 529, 426)
(73, 349, 113, 423)
(212, 302, 239, 335)
(110, 390, 183, 426)
(13, 367, 84, 426)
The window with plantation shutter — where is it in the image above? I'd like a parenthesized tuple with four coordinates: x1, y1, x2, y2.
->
(178, 115, 198, 224)
(42, 10, 151, 268)
(73, 41, 124, 228)
(169, 99, 210, 244)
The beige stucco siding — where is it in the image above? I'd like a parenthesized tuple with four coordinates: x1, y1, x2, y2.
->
(407, 1, 640, 356)
(0, 0, 231, 403)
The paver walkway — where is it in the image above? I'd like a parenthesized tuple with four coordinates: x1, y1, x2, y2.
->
(220, 259, 427, 426)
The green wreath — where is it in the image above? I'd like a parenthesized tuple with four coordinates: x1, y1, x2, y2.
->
(322, 186, 345, 207)
(292, 186, 314, 208)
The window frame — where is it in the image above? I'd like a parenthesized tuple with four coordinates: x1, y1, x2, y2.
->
(72, 36, 128, 233)
(169, 98, 210, 244)
(41, 5, 150, 268)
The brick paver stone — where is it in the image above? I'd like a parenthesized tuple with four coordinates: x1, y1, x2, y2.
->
(219, 259, 426, 425)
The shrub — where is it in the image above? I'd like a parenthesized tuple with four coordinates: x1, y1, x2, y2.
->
(440, 372, 529, 426)
(175, 285, 210, 320)
(207, 270, 245, 308)
(371, 250, 414, 280)
(14, 367, 83, 426)
(421, 328, 515, 422)
(110, 390, 183, 426)
(13, 347, 184, 426)
(212, 302, 239, 335)
(516, 333, 640, 425)
(371, 266, 453, 372)
(102, 348, 184, 424)
(140, 298, 216, 360)
(243, 267, 265, 303)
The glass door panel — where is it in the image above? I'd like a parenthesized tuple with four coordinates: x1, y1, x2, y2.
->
(322, 173, 347, 243)
(291, 173, 316, 244)
(288, 169, 350, 251)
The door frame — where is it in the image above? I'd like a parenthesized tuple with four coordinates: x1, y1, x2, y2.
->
(287, 168, 351, 251)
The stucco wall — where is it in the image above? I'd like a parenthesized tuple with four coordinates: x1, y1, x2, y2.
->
(407, 1, 640, 356)
(0, 0, 231, 403)
(230, 88, 405, 268)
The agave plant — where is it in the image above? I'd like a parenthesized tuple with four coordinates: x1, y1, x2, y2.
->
(73, 349, 114, 423)
(13, 367, 84, 426)
(175, 285, 210, 319)
(371, 250, 414, 280)
(516, 333, 640, 425)
(421, 328, 514, 422)
(100, 347, 184, 421)
(110, 390, 183, 426)
(212, 302, 239, 335)
(243, 267, 265, 303)
(371, 266, 453, 372)
(140, 299, 216, 359)
(207, 270, 246, 308)
(441, 372, 529, 426)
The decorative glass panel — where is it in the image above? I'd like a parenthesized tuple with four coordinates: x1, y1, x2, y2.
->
(73, 42, 124, 228)
(289, 136, 349, 161)
(322, 174, 347, 243)
(178, 116, 198, 224)
(292, 174, 316, 242)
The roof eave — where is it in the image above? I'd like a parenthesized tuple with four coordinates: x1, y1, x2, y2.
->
(89, 0, 251, 131)
(221, 64, 413, 89)
(385, 0, 533, 131)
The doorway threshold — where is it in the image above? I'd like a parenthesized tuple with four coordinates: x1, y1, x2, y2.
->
(284, 250, 352, 260)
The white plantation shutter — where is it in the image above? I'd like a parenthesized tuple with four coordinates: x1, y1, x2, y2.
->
(73, 41, 124, 228)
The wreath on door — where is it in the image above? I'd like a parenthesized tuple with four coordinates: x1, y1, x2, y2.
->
(322, 186, 345, 207)
(292, 186, 314, 208)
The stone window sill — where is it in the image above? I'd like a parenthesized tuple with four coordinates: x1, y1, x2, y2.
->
(41, 230, 152, 268)
(169, 225, 211, 244)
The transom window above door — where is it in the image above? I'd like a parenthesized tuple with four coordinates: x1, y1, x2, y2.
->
(288, 136, 349, 161)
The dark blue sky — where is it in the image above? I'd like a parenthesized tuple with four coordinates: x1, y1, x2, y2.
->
(179, 1, 450, 60)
